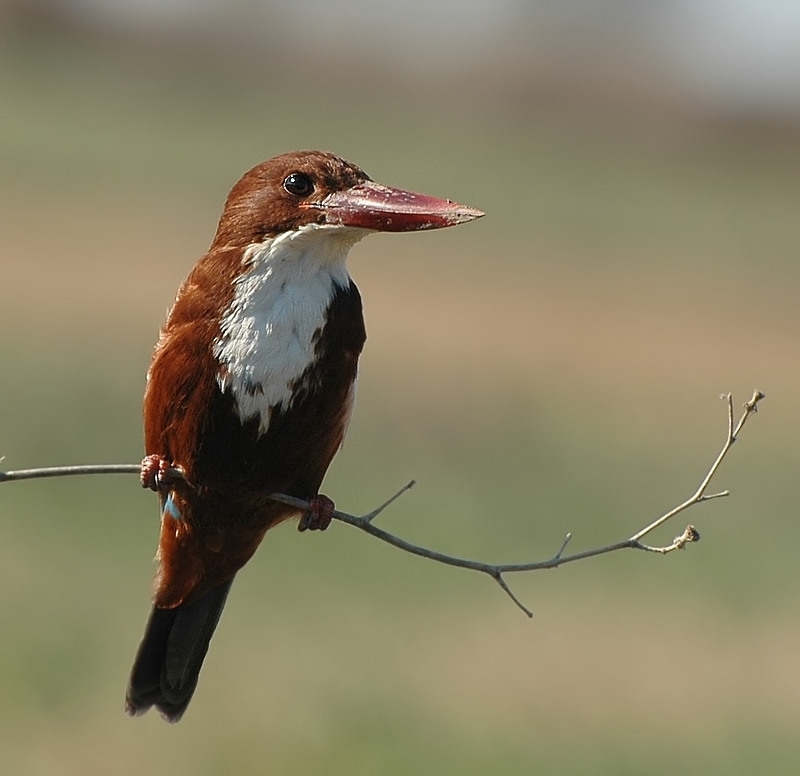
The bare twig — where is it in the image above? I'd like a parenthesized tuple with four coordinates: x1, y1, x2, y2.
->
(0, 390, 765, 617)
(0, 463, 142, 483)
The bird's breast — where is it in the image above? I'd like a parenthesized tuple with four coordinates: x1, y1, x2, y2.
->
(212, 252, 356, 434)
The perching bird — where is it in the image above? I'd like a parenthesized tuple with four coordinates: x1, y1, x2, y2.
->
(125, 150, 484, 721)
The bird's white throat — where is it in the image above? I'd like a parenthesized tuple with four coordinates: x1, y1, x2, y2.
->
(213, 223, 366, 432)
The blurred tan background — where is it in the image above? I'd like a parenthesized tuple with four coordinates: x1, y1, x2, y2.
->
(1, 2, 799, 774)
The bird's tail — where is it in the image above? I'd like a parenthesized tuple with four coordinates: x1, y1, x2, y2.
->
(125, 577, 235, 722)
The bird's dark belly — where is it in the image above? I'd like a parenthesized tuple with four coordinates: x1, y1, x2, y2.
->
(192, 376, 352, 524)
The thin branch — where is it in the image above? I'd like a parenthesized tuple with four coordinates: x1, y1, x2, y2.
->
(0, 390, 765, 617)
(0, 463, 142, 482)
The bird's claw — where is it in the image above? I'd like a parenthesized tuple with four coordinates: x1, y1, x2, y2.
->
(298, 494, 335, 532)
(140, 454, 177, 492)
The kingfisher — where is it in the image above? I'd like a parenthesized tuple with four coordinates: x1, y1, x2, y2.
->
(125, 150, 484, 721)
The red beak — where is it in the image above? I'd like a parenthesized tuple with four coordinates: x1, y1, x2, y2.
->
(311, 181, 484, 232)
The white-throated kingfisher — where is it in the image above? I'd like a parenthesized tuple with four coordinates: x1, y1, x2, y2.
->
(125, 150, 484, 721)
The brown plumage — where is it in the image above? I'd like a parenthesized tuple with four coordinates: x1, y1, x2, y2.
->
(125, 150, 483, 721)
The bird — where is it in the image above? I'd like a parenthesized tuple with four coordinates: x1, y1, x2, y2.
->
(124, 150, 484, 721)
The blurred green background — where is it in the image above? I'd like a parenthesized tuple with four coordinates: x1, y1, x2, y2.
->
(1, 2, 799, 774)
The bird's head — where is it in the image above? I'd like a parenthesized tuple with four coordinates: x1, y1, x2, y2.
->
(211, 150, 484, 250)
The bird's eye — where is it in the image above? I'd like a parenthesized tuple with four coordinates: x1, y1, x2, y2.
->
(283, 172, 314, 197)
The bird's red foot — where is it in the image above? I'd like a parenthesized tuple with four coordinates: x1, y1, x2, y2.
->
(298, 494, 335, 532)
(140, 454, 178, 492)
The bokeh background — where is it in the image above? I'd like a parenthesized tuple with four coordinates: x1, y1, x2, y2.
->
(2, 1, 799, 774)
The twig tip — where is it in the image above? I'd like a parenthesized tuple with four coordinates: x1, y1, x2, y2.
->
(745, 390, 766, 412)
